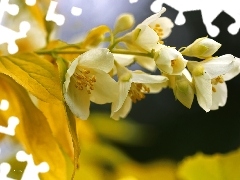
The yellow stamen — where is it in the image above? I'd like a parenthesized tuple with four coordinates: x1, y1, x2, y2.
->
(150, 23, 164, 44)
(73, 68, 96, 94)
(212, 86, 217, 92)
(211, 75, 224, 85)
(128, 83, 150, 103)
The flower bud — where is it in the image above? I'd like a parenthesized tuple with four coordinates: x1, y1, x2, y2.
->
(113, 13, 135, 34)
(174, 75, 194, 109)
(181, 37, 221, 59)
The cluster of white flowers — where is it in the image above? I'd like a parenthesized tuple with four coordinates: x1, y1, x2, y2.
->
(63, 8, 240, 120)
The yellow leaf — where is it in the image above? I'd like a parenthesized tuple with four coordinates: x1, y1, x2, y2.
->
(56, 57, 68, 85)
(65, 105, 81, 180)
(38, 101, 74, 161)
(81, 25, 110, 48)
(0, 74, 67, 180)
(0, 53, 62, 103)
(118, 160, 178, 180)
(177, 149, 240, 180)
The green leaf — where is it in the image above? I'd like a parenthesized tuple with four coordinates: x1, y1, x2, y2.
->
(0, 74, 67, 180)
(0, 53, 62, 103)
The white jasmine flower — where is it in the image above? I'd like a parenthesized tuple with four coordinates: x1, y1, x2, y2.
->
(188, 54, 235, 112)
(154, 45, 188, 75)
(121, 8, 174, 52)
(181, 37, 221, 59)
(211, 57, 240, 110)
(121, 25, 160, 52)
(111, 63, 168, 120)
(141, 7, 174, 39)
(223, 57, 240, 81)
(64, 48, 118, 120)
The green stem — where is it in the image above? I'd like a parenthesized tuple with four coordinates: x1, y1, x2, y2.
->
(35, 49, 153, 58)
(111, 49, 152, 58)
(35, 49, 88, 55)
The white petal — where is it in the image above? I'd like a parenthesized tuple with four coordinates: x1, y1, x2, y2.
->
(182, 68, 193, 82)
(89, 68, 118, 104)
(141, 7, 166, 25)
(114, 54, 135, 67)
(135, 56, 157, 71)
(144, 83, 167, 93)
(194, 73, 212, 112)
(135, 25, 159, 51)
(155, 46, 187, 75)
(203, 54, 234, 78)
(64, 58, 79, 90)
(78, 48, 114, 73)
(174, 76, 194, 109)
(131, 70, 168, 84)
(64, 80, 90, 120)
(149, 17, 174, 39)
(223, 57, 240, 81)
(211, 82, 227, 110)
(111, 96, 132, 120)
(112, 81, 132, 112)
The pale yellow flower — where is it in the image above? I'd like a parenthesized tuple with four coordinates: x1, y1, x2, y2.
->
(188, 54, 235, 112)
(154, 45, 188, 75)
(142, 8, 174, 40)
(64, 48, 118, 120)
(111, 62, 167, 120)
(211, 57, 240, 110)
(181, 37, 221, 59)
(121, 8, 174, 52)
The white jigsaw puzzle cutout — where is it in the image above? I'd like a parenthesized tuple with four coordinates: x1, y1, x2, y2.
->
(0, 116, 19, 136)
(151, 0, 240, 37)
(0, 0, 31, 54)
(25, 0, 36, 6)
(0, 162, 15, 180)
(46, 0, 65, 26)
(0, 99, 9, 111)
(16, 151, 49, 180)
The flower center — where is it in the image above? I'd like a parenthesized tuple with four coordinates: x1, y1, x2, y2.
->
(151, 24, 164, 44)
(211, 75, 224, 92)
(128, 83, 150, 103)
(211, 75, 224, 85)
(73, 68, 96, 94)
(171, 59, 177, 66)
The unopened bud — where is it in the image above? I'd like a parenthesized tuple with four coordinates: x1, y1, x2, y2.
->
(114, 14, 135, 34)
(181, 37, 221, 59)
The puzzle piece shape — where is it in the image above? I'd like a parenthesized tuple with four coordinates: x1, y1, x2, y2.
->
(25, 0, 36, 6)
(129, 0, 138, 4)
(0, 163, 16, 180)
(0, 99, 9, 111)
(0, 0, 19, 23)
(0, 116, 19, 136)
(151, 0, 240, 37)
(46, 0, 65, 26)
(16, 151, 49, 180)
(0, 21, 31, 54)
(71, 6, 82, 16)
